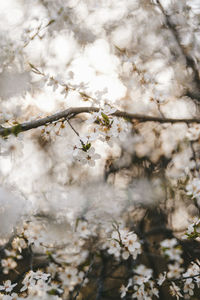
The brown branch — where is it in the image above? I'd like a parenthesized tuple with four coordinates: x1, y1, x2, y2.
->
(156, 0, 200, 102)
(1, 106, 200, 137)
(73, 258, 94, 300)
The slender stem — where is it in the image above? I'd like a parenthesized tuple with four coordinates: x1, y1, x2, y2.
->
(73, 259, 94, 300)
(66, 119, 80, 137)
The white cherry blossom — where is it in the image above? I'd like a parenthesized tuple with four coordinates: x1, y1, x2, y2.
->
(183, 278, 195, 297)
(0, 280, 17, 293)
(157, 272, 166, 286)
(169, 282, 183, 300)
(76, 147, 101, 166)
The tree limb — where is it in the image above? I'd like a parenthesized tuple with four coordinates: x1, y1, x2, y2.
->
(156, 0, 200, 102)
(1, 106, 200, 137)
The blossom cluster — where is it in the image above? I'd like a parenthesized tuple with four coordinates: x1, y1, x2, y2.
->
(186, 178, 200, 202)
(0, 213, 200, 300)
(183, 218, 200, 240)
(120, 264, 159, 299)
(105, 226, 141, 260)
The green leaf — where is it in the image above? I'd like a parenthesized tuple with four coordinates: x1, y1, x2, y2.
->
(101, 112, 110, 126)
(82, 143, 91, 152)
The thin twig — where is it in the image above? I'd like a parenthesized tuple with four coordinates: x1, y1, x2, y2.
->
(95, 251, 108, 300)
(29, 244, 34, 270)
(66, 119, 80, 137)
(73, 259, 94, 300)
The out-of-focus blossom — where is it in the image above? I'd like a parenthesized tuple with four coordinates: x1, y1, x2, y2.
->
(169, 282, 183, 300)
(0, 280, 17, 293)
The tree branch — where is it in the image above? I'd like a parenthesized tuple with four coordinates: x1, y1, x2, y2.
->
(156, 0, 200, 102)
(1, 106, 200, 137)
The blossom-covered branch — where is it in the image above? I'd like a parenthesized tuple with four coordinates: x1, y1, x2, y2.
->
(1, 106, 200, 137)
